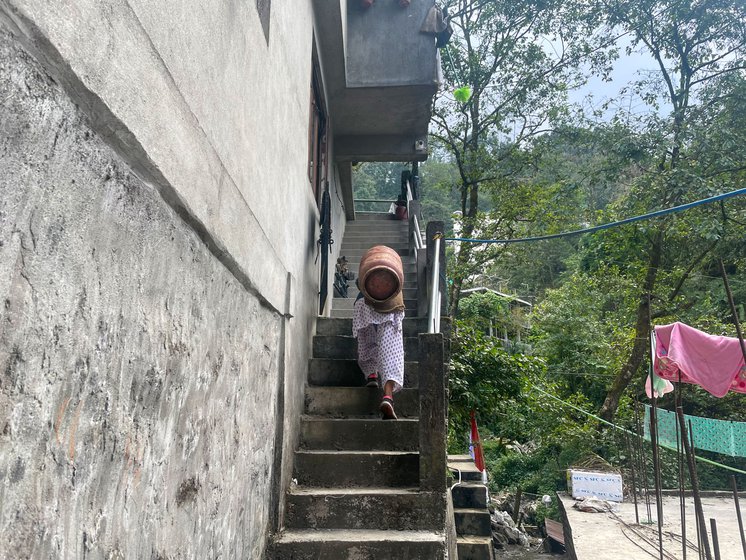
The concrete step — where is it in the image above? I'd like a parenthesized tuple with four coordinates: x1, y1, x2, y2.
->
(293, 450, 419, 487)
(332, 288, 417, 302)
(341, 232, 410, 242)
(344, 219, 408, 228)
(340, 241, 410, 251)
(300, 417, 418, 451)
(340, 248, 411, 260)
(284, 487, 444, 530)
(448, 455, 485, 482)
(342, 231, 409, 241)
(313, 335, 419, 360)
(316, 317, 429, 337)
(308, 359, 418, 387)
(331, 308, 419, 319)
(457, 536, 495, 560)
(351, 212, 402, 221)
(331, 298, 417, 311)
(273, 529, 446, 559)
(454, 508, 492, 537)
(452, 483, 489, 509)
(304, 386, 419, 418)
(342, 228, 409, 237)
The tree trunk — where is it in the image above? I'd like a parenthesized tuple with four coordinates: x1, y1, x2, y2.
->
(598, 231, 663, 422)
(448, 222, 475, 317)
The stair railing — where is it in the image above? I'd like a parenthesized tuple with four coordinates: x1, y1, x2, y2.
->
(418, 220, 448, 509)
(422, 221, 446, 333)
(427, 231, 442, 333)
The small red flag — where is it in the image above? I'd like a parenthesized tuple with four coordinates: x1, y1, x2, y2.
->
(470, 410, 486, 472)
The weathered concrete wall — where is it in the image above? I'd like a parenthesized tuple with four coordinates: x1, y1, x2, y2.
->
(0, 0, 347, 553)
(0, 0, 323, 313)
(0, 30, 290, 558)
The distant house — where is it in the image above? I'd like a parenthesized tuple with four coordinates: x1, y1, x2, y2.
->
(0, 2, 440, 557)
(460, 287, 533, 345)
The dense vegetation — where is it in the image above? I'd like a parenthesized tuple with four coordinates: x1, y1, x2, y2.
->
(352, 0, 746, 506)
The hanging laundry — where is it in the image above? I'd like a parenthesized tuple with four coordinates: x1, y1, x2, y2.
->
(654, 322, 746, 397)
(644, 405, 746, 458)
(645, 370, 674, 398)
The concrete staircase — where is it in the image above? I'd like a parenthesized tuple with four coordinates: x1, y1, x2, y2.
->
(329, 214, 418, 318)
(272, 213, 447, 559)
(449, 455, 495, 560)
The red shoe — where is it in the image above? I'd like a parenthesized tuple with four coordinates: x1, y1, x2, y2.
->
(365, 374, 379, 388)
(380, 396, 397, 420)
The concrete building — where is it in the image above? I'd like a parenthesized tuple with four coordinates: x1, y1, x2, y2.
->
(460, 287, 533, 345)
(0, 1, 439, 557)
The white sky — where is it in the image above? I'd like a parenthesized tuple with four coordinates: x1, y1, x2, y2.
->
(567, 42, 673, 120)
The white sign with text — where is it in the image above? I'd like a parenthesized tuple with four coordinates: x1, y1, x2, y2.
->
(567, 470, 623, 502)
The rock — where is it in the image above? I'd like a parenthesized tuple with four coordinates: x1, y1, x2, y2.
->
(491, 510, 527, 546)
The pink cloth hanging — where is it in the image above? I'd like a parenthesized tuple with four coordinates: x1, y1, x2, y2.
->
(654, 322, 746, 397)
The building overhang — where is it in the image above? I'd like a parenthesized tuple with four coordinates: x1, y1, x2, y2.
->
(313, 0, 440, 166)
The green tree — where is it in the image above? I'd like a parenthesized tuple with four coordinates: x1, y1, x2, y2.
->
(597, 0, 746, 421)
(432, 0, 608, 317)
(448, 322, 546, 449)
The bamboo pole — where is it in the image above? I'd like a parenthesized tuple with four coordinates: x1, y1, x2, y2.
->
(626, 432, 640, 525)
(650, 398, 665, 559)
(677, 409, 713, 560)
(732, 475, 746, 560)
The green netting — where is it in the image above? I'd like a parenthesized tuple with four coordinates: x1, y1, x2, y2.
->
(644, 405, 746, 458)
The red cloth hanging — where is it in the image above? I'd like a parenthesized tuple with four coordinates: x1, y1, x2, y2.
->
(470, 411, 486, 472)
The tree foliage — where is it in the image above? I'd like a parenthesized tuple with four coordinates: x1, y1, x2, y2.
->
(433, 0, 610, 316)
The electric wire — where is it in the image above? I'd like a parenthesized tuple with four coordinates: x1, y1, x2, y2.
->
(447, 187, 746, 244)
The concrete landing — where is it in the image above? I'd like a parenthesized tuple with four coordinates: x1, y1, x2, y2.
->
(448, 454, 485, 482)
(559, 492, 745, 560)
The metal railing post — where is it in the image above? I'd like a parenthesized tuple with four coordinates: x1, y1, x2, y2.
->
(428, 233, 441, 333)
(425, 221, 445, 334)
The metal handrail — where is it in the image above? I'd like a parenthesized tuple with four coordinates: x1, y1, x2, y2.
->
(428, 233, 443, 333)
(412, 214, 423, 250)
(353, 198, 395, 204)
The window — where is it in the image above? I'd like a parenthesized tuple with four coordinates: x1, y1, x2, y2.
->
(308, 66, 327, 205)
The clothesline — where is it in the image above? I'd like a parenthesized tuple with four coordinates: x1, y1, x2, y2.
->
(643, 405, 746, 458)
(533, 385, 746, 475)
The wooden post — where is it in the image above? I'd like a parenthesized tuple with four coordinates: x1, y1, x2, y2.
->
(512, 487, 523, 524)
(719, 259, 746, 364)
(710, 519, 721, 560)
(625, 433, 640, 525)
(731, 476, 746, 560)
(677, 408, 713, 560)
(649, 398, 665, 560)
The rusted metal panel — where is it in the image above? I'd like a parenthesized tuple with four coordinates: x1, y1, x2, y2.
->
(546, 519, 566, 545)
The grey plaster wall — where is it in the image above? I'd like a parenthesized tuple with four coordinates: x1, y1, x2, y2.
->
(0, 0, 323, 315)
(346, 0, 438, 88)
(0, 0, 345, 552)
(0, 31, 286, 558)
